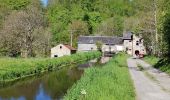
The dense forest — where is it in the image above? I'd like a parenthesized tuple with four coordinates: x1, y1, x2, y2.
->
(0, 0, 170, 58)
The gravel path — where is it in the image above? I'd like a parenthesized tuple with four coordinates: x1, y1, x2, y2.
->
(127, 58, 170, 100)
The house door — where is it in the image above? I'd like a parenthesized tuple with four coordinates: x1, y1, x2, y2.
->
(135, 50, 140, 56)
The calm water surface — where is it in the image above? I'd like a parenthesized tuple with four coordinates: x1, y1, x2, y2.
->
(0, 67, 83, 100)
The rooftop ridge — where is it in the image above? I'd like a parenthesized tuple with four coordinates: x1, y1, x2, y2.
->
(79, 36, 122, 38)
(78, 35, 123, 45)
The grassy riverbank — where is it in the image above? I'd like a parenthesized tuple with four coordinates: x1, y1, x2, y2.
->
(64, 53, 135, 100)
(143, 56, 159, 65)
(0, 51, 101, 82)
(144, 56, 170, 74)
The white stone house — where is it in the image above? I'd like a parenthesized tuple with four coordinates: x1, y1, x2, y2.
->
(77, 36, 123, 55)
(51, 44, 76, 58)
(123, 32, 146, 56)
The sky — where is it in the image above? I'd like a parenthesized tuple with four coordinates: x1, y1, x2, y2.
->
(40, 0, 48, 7)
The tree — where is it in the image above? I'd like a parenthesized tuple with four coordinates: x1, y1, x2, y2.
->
(68, 20, 89, 47)
(162, 14, 170, 57)
(33, 27, 52, 57)
(160, 0, 170, 58)
(95, 16, 123, 36)
(0, 3, 48, 57)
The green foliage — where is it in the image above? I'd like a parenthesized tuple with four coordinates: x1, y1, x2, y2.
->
(144, 56, 170, 74)
(156, 0, 170, 56)
(162, 12, 170, 56)
(96, 16, 124, 36)
(64, 53, 135, 100)
(4, 0, 30, 10)
(154, 59, 170, 74)
(47, 0, 137, 45)
(88, 12, 103, 29)
(68, 20, 89, 47)
(144, 56, 160, 65)
(0, 51, 101, 82)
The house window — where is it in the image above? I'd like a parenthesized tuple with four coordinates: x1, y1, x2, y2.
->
(129, 49, 132, 51)
(60, 46, 62, 49)
(129, 40, 132, 42)
(54, 55, 58, 57)
(91, 47, 93, 50)
(136, 41, 139, 46)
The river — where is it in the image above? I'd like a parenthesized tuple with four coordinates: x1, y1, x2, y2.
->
(0, 66, 84, 100)
(0, 57, 110, 100)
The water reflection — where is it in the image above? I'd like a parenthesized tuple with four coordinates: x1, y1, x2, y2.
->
(35, 84, 51, 100)
(0, 67, 83, 100)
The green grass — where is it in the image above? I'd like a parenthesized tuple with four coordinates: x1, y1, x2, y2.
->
(154, 58, 170, 74)
(64, 53, 135, 100)
(0, 51, 101, 82)
(144, 56, 170, 74)
(143, 56, 159, 65)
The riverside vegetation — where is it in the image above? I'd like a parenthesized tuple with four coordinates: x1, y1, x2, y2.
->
(144, 56, 170, 74)
(64, 53, 135, 100)
(144, 56, 160, 65)
(0, 51, 101, 82)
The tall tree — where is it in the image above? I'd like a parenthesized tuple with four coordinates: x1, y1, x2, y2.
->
(0, 0, 51, 57)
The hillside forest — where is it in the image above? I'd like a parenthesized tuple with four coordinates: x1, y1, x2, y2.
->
(0, 0, 170, 59)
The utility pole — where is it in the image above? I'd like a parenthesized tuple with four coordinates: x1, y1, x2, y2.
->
(70, 30, 73, 47)
(68, 30, 77, 47)
(154, 0, 158, 42)
(153, 0, 158, 55)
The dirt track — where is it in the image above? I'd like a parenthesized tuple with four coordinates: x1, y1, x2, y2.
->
(127, 58, 170, 100)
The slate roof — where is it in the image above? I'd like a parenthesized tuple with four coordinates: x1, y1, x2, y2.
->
(123, 32, 133, 40)
(78, 36, 123, 45)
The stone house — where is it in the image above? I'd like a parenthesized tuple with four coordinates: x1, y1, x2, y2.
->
(78, 32, 146, 56)
(77, 36, 124, 54)
(51, 44, 76, 58)
(123, 32, 146, 56)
